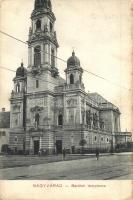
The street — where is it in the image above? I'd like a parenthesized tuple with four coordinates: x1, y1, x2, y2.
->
(0, 153, 133, 180)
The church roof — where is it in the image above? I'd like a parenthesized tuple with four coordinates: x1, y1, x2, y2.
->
(67, 51, 81, 68)
(16, 62, 27, 78)
(89, 92, 120, 113)
(88, 93, 108, 104)
(58, 76, 65, 85)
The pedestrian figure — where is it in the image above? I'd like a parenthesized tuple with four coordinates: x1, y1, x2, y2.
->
(38, 149, 41, 156)
(62, 148, 66, 160)
(96, 148, 99, 160)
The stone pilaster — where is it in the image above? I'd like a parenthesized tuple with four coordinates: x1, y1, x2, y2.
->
(40, 136, 42, 149)
(45, 44, 49, 64)
(29, 137, 33, 154)
(78, 96, 82, 124)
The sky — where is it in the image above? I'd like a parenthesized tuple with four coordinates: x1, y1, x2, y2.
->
(0, 0, 132, 132)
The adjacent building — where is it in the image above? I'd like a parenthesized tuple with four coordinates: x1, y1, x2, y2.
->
(115, 132, 132, 146)
(0, 108, 10, 153)
(9, 0, 132, 154)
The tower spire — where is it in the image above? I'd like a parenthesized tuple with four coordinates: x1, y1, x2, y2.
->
(34, 0, 52, 10)
(34, 0, 42, 9)
(72, 50, 75, 56)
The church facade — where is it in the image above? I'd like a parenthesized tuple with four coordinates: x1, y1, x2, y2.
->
(9, 0, 121, 155)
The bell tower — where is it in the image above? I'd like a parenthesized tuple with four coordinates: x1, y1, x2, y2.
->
(28, 0, 59, 77)
(25, 0, 60, 154)
(65, 51, 84, 88)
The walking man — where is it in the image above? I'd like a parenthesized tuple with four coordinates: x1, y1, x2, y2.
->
(62, 148, 66, 160)
(96, 148, 99, 160)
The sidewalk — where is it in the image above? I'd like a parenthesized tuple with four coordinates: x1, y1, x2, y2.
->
(0, 153, 114, 169)
(0, 152, 132, 169)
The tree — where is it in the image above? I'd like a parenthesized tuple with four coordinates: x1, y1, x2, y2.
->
(79, 139, 87, 154)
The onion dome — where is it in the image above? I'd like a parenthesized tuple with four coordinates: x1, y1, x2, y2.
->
(34, 0, 52, 10)
(16, 62, 27, 78)
(67, 51, 80, 68)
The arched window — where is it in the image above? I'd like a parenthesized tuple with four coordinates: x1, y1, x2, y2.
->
(16, 83, 20, 93)
(34, 46, 41, 66)
(35, 113, 40, 127)
(70, 74, 74, 84)
(50, 22, 53, 32)
(94, 136, 97, 141)
(36, 19, 41, 30)
(79, 75, 81, 83)
(51, 49, 55, 67)
(48, 0, 52, 9)
(58, 114, 63, 126)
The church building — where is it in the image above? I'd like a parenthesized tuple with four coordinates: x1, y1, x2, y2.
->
(9, 0, 122, 154)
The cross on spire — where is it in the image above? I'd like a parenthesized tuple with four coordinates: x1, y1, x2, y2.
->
(72, 47, 76, 56)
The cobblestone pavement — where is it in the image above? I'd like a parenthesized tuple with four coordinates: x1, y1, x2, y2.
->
(0, 153, 133, 180)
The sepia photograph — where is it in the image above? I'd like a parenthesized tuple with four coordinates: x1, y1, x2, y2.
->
(0, 0, 133, 199)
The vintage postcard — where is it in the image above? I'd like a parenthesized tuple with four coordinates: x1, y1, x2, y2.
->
(0, 0, 133, 199)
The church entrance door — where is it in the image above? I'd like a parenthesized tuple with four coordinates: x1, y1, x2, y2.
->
(56, 140, 62, 154)
(34, 140, 39, 155)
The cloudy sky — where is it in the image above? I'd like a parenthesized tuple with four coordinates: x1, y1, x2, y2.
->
(0, 0, 132, 131)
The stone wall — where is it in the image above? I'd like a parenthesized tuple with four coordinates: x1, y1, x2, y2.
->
(9, 130, 25, 151)
(0, 128, 10, 152)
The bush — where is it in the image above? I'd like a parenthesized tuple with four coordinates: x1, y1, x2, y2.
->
(73, 147, 110, 154)
(1, 144, 9, 154)
(17, 150, 24, 155)
(79, 139, 87, 147)
(24, 150, 30, 155)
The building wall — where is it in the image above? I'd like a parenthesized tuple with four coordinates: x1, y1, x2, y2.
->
(0, 128, 10, 152)
(61, 128, 111, 152)
(9, 77, 120, 154)
(25, 130, 55, 154)
(10, 100, 24, 129)
(27, 70, 60, 94)
(99, 110, 120, 133)
(116, 134, 132, 144)
(9, 128, 25, 151)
